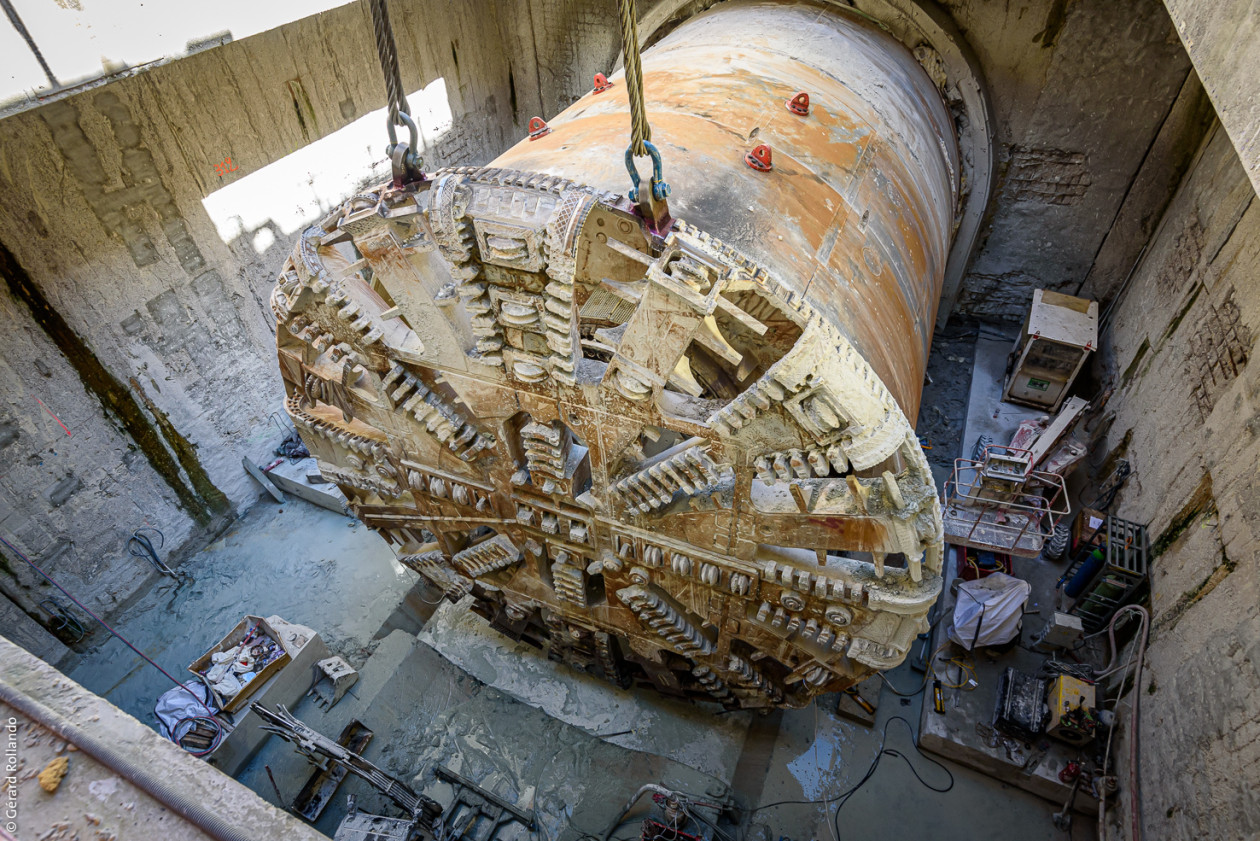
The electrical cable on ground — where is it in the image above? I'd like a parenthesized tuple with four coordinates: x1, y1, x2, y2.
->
(830, 716, 954, 841)
(128, 527, 176, 577)
(748, 715, 953, 825)
(39, 596, 86, 643)
(0, 534, 217, 718)
(875, 640, 972, 697)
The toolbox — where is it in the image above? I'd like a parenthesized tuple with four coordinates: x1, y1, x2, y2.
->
(188, 615, 291, 713)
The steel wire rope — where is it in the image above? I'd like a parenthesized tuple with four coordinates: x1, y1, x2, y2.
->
(615, 0, 651, 157)
(368, 0, 410, 126)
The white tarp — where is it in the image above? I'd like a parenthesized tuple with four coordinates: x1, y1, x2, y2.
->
(948, 572, 1032, 650)
(154, 681, 217, 742)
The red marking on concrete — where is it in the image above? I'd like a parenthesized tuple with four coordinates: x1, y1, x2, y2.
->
(35, 397, 71, 436)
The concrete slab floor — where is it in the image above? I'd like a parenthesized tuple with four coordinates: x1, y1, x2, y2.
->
(724, 325, 1088, 841)
(63, 501, 415, 723)
(238, 631, 730, 841)
(736, 681, 1093, 841)
(917, 324, 1103, 819)
(418, 598, 753, 782)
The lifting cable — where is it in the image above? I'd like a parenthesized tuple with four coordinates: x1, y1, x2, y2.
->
(616, 0, 650, 157)
(367, 0, 423, 185)
(615, 0, 670, 227)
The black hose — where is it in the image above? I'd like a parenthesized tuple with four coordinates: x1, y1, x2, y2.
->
(128, 527, 176, 577)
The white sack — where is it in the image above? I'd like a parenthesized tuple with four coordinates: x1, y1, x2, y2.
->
(947, 572, 1031, 650)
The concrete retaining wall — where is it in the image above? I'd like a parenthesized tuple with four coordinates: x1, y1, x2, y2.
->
(1100, 121, 1260, 839)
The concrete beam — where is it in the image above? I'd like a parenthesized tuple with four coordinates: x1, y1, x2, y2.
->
(1162, 0, 1260, 200)
(0, 634, 330, 841)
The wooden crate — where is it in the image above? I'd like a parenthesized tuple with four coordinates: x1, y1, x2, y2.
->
(189, 615, 291, 713)
(1072, 507, 1107, 550)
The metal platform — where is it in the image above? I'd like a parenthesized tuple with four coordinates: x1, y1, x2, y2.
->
(942, 454, 1070, 558)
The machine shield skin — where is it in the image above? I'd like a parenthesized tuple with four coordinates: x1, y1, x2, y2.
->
(271, 0, 959, 709)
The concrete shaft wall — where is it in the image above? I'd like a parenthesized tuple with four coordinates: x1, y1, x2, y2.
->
(1101, 122, 1260, 838)
(927, 0, 1206, 323)
(0, 0, 1231, 658)
(0, 0, 621, 634)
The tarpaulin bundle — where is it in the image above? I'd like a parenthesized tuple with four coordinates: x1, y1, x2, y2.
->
(948, 572, 1031, 650)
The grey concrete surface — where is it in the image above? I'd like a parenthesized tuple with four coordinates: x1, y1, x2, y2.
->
(1099, 121, 1260, 841)
(240, 630, 730, 841)
(1162, 0, 1260, 199)
(0, 0, 1223, 641)
(6, 4, 1256, 834)
(919, 331, 1098, 814)
(0, 636, 326, 841)
(0, 0, 618, 625)
(419, 599, 752, 783)
(932, 0, 1201, 324)
(63, 501, 414, 725)
(44, 324, 1086, 841)
(737, 686, 1094, 841)
(0, 594, 70, 666)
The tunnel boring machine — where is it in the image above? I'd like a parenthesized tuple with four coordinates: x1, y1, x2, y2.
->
(271, 0, 960, 708)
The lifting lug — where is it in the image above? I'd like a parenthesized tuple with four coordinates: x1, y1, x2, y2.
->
(528, 117, 552, 141)
(786, 91, 810, 116)
(744, 144, 773, 172)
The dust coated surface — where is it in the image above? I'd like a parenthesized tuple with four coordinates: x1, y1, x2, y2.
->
(2, 700, 215, 841)
(236, 631, 728, 841)
(63, 502, 414, 726)
(730, 326, 1092, 841)
(418, 600, 752, 781)
(738, 683, 1094, 841)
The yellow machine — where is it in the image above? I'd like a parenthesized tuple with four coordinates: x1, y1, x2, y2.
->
(1047, 674, 1098, 746)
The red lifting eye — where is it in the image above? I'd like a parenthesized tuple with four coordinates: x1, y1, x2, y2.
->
(593, 73, 614, 93)
(744, 144, 773, 172)
(527, 117, 551, 140)
(786, 91, 810, 116)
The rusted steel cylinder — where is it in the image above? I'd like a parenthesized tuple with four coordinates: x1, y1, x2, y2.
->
(492, 0, 959, 420)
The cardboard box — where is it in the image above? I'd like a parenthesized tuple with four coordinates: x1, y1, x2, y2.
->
(189, 615, 291, 713)
(1072, 507, 1107, 550)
